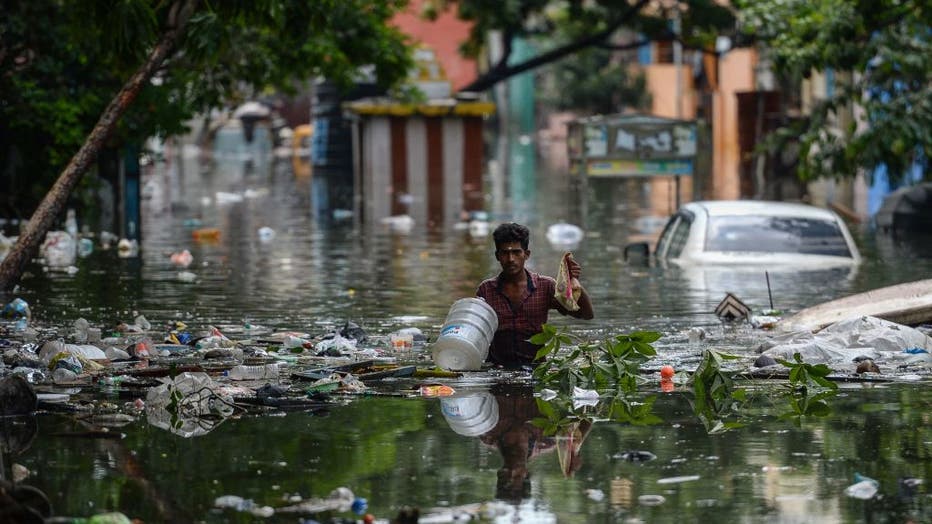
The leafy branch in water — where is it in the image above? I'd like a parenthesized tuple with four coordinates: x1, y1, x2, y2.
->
(530, 323, 660, 392)
(777, 352, 838, 425)
(687, 349, 747, 434)
(532, 391, 663, 437)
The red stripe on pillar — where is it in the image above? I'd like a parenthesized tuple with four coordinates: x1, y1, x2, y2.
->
(390, 117, 408, 216)
(462, 117, 483, 212)
(426, 117, 444, 227)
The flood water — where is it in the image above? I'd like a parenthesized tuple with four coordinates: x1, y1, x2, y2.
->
(3, 145, 932, 523)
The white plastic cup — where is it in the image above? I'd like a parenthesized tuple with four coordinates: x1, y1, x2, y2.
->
(431, 298, 498, 371)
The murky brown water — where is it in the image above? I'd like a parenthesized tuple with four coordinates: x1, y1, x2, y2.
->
(3, 144, 932, 523)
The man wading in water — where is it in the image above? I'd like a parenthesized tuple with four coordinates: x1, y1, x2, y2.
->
(476, 223, 594, 368)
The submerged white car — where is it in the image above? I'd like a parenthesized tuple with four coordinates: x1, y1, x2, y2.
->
(644, 200, 861, 267)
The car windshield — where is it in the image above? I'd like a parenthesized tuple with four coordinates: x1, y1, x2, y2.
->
(704, 216, 852, 257)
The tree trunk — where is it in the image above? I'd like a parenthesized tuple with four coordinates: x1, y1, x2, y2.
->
(0, 0, 196, 293)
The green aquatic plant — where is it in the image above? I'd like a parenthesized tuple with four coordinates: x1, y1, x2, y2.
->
(530, 324, 660, 392)
(687, 349, 747, 434)
(778, 352, 838, 391)
(532, 391, 663, 437)
(777, 352, 838, 425)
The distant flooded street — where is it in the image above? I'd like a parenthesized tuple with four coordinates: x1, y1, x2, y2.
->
(4, 144, 932, 523)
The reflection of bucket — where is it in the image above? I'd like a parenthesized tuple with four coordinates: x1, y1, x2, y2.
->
(440, 392, 499, 437)
(431, 298, 498, 371)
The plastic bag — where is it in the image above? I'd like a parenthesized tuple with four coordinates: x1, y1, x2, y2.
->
(555, 252, 581, 311)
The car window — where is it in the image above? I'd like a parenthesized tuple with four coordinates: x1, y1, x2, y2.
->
(705, 216, 852, 256)
(656, 212, 693, 259)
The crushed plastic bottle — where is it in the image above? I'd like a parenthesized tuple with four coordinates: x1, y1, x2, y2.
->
(226, 363, 280, 381)
(65, 208, 78, 238)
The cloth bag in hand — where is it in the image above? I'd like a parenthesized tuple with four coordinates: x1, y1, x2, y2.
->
(555, 252, 581, 311)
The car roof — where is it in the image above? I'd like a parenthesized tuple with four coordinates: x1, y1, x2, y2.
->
(683, 200, 842, 221)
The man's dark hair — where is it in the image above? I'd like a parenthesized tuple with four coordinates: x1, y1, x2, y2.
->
(492, 223, 530, 250)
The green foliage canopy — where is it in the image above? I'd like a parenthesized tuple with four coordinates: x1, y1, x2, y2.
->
(735, 0, 931, 182)
(0, 0, 413, 216)
(424, 0, 736, 93)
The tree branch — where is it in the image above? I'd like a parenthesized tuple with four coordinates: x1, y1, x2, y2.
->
(460, 0, 651, 92)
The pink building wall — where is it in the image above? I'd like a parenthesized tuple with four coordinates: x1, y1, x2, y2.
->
(391, 0, 478, 91)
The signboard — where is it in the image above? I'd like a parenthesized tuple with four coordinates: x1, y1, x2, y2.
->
(610, 124, 696, 160)
(569, 114, 697, 177)
(585, 159, 693, 177)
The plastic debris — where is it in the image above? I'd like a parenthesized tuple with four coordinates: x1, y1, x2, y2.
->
(170, 249, 193, 268)
(539, 388, 558, 401)
(657, 475, 701, 484)
(380, 215, 414, 234)
(757, 316, 932, 369)
(844, 474, 879, 499)
(192, 227, 221, 242)
(687, 326, 707, 343)
(146, 372, 235, 437)
(117, 238, 139, 258)
(420, 384, 455, 397)
(315, 334, 357, 356)
(226, 363, 280, 381)
(277, 486, 357, 514)
(41, 230, 76, 267)
(78, 237, 94, 257)
(545, 223, 584, 249)
(2, 298, 31, 321)
(258, 226, 276, 241)
(572, 386, 599, 408)
(638, 494, 666, 506)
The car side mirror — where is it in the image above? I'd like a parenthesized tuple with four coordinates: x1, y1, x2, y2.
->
(624, 242, 650, 264)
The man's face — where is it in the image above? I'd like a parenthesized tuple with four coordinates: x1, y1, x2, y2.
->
(496, 241, 529, 277)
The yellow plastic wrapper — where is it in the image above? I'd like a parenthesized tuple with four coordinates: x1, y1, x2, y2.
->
(555, 252, 581, 311)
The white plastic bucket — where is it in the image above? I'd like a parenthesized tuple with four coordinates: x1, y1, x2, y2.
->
(431, 298, 498, 371)
(440, 392, 499, 436)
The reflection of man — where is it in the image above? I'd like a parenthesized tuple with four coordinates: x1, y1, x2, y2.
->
(479, 384, 556, 501)
(477, 223, 594, 369)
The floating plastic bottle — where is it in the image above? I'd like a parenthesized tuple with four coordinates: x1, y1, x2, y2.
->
(282, 335, 309, 350)
(227, 363, 280, 381)
(65, 208, 78, 238)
